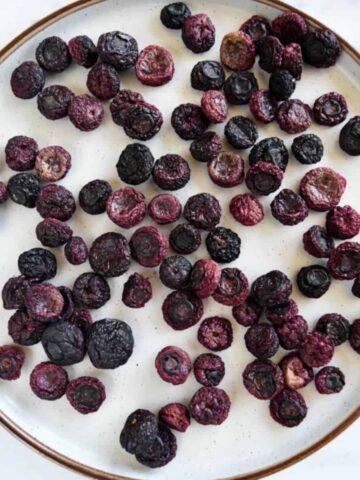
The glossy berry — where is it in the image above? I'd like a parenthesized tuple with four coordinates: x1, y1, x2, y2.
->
(160, 2, 191, 29)
(249, 89, 277, 124)
(249, 137, 288, 171)
(190, 61, 225, 91)
(269, 389, 307, 427)
(297, 264, 331, 298)
(243, 359, 284, 400)
(239, 15, 272, 49)
(315, 313, 350, 346)
(223, 71, 258, 105)
(224, 116, 258, 149)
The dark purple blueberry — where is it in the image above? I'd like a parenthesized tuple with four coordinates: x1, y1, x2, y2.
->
(69, 309, 93, 334)
(291, 134, 324, 165)
(8, 309, 46, 346)
(159, 403, 190, 432)
(197, 316, 233, 352)
(161, 2, 191, 29)
(86, 63, 120, 100)
(171, 103, 209, 140)
(271, 188, 309, 226)
(106, 187, 146, 229)
(190, 259, 221, 298)
(2, 276, 31, 310)
(89, 232, 131, 277)
(243, 359, 284, 400)
(302, 28, 341, 68)
(313, 92, 348, 126)
(130, 226, 169, 268)
(352, 277, 360, 298)
(155, 345, 191, 385)
(7, 173, 40, 208)
(328, 241, 360, 280)
(270, 389, 307, 427)
(276, 99, 312, 134)
(72, 272, 110, 309)
(79, 179, 112, 215)
(339, 116, 360, 156)
(213, 268, 249, 307)
(30, 362, 68, 400)
(250, 270, 292, 308)
(208, 151, 244, 188)
(205, 227, 241, 264)
(249, 137, 288, 172)
(36, 36, 71, 72)
(224, 115, 258, 149)
(24, 283, 64, 322)
(223, 71, 258, 105)
(230, 193, 264, 226)
(11, 61, 45, 99)
(246, 161, 283, 196)
(272, 12, 307, 45)
(193, 353, 225, 387)
(349, 319, 360, 353)
(232, 297, 263, 327)
(269, 68, 296, 101)
(282, 42, 303, 80)
(35, 146, 71, 183)
(183, 193, 222, 230)
(189, 387, 230, 425)
(0, 182, 8, 204)
(181, 13, 215, 53)
(148, 194, 181, 225)
(123, 102, 163, 141)
(5, 135, 38, 171)
(97, 31, 138, 71)
(239, 15, 272, 49)
(135, 423, 177, 468)
(315, 366, 345, 394)
(66, 376, 106, 414)
(220, 31, 255, 71)
(120, 409, 159, 455)
(159, 255, 192, 290)
(201, 90, 228, 123)
(299, 331, 335, 367)
(279, 352, 314, 390)
(68, 35, 98, 68)
(190, 61, 225, 91)
(276, 315, 308, 350)
(110, 89, 144, 126)
(190, 132, 222, 162)
(244, 323, 279, 359)
(117, 143, 154, 185)
(249, 89, 277, 124)
(41, 320, 85, 366)
(55, 286, 75, 322)
(152, 154, 190, 191)
(265, 299, 299, 326)
(64, 236, 88, 265)
(258, 35, 284, 73)
(18, 248, 57, 282)
(300, 167, 346, 212)
(326, 205, 360, 240)
(68, 94, 104, 132)
(162, 290, 203, 330)
(36, 184, 76, 221)
(0, 345, 25, 380)
(296, 265, 331, 298)
(135, 45, 174, 87)
(303, 225, 335, 258)
(169, 223, 201, 254)
(86, 318, 134, 369)
(37, 85, 74, 120)
(122, 273, 152, 309)
(315, 313, 350, 346)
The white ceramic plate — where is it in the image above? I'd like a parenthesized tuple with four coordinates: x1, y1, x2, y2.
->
(1, 1, 360, 479)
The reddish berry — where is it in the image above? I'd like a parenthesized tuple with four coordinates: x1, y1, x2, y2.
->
(276, 99, 312, 134)
(243, 359, 284, 400)
(193, 353, 225, 387)
(229, 194, 264, 226)
(68, 94, 104, 132)
(326, 205, 360, 240)
(299, 332, 335, 368)
(282, 42, 303, 80)
(130, 226, 169, 268)
(190, 259, 221, 298)
(68, 35, 98, 68)
(64, 236, 88, 265)
(159, 403, 190, 432)
(249, 89, 277, 123)
(232, 297, 262, 327)
(279, 352, 313, 390)
(162, 290, 203, 330)
(208, 152, 244, 188)
(122, 273, 152, 308)
(271, 189, 309, 226)
(272, 12, 307, 45)
(315, 366, 345, 394)
(181, 14, 215, 53)
(106, 187, 146, 229)
(148, 194, 181, 225)
(135, 45, 174, 86)
(0, 345, 25, 380)
(313, 92, 348, 126)
(300, 167, 346, 212)
(155, 346, 191, 385)
(197, 316, 233, 352)
(5, 135, 38, 172)
(212, 268, 249, 307)
(201, 90, 228, 123)
(35, 146, 71, 182)
(327, 241, 360, 280)
(220, 31, 255, 70)
(270, 389, 307, 427)
(66, 376, 106, 414)
(189, 387, 230, 425)
(30, 362, 68, 400)
(86, 62, 120, 100)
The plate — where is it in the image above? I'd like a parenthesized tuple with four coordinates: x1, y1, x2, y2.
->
(1, 1, 360, 479)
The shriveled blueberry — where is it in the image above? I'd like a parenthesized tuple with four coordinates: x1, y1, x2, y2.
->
(79, 179, 112, 215)
(183, 193, 221, 230)
(339, 116, 360, 156)
(66, 376, 106, 414)
(68, 35, 98, 68)
(2, 276, 31, 310)
(190, 132, 222, 162)
(159, 256, 192, 290)
(110, 89, 144, 127)
(159, 403, 190, 432)
(315, 313, 350, 346)
(148, 194, 182, 225)
(123, 102, 163, 141)
(270, 389, 307, 427)
(326, 205, 360, 240)
(155, 346, 191, 385)
(7, 173, 40, 208)
(327, 241, 360, 280)
(69, 309, 93, 335)
(36, 184, 76, 221)
(205, 227, 241, 263)
(37, 85, 74, 120)
(299, 331, 335, 368)
(89, 232, 131, 277)
(296, 264, 331, 298)
(250, 270, 292, 308)
(152, 154, 190, 191)
(197, 316, 233, 352)
(30, 362, 68, 400)
(271, 189, 309, 226)
(0, 345, 25, 380)
(269, 69, 296, 101)
(72, 272, 110, 309)
(276, 315, 308, 350)
(160, 2, 191, 29)
(8, 309, 46, 346)
(120, 409, 158, 455)
(35, 146, 71, 183)
(230, 193, 264, 226)
(169, 223, 201, 254)
(291, 134, 324, 165)
(97, 31, 138, 71)
(5, 135, 38, 172)
(239, 15, 272, 49)
(55, 286, 75, 323)
(135, 45, 174, 87)
(265, 299, 298, 326)
(313, 92, 348, 126)
(11, 61, 45, 99)
(181, 14, 215, 53)
(224, 116, 258, 149)
(272, 12, 307, 45)
(41, 320, 85, 366)
(201, 90, 228, 123)
(223, 71, 258, 105)
(279, 352, 314, 390)
(352, 277, 360, 298)
(171, 103, 209, 140)
(283, 42, 303, 80)
(244, 323, 279, 359)
(135, 423, 177, 468)
(258, 36, 284, 73)
(36, 36, 71, 72)
(303, 225, 335, 259)
(232, 297, 262, 327)
(106, 187, 146, 229)
(276, 99, 312, 134)
(190, 61, 225, 91)
(122, 273, 152, 308)
(86, 62, 120, 100)
(315, 366, 345, 394)
(246, 161, 283, 196)
(300, 167, 346, 211)
(349, 319, 360, 353)
(162, 290, 203, 330)
(117, 143, 154, 185)
(189, 387, 230, 425)
(302, 28, 341, 68)
(249, 137, 288, 172)
(190, 259, 221, 298)
(220, 31, 255, 71)
(243, 359, 284, 400)
(64, 236, 88, 265)
(68, 94, 104, 132)
(193, 353, 225, 387)
(18, 248, 57, 282)
(24, 283, 64, 322)
(212, 268, 249, 307)
(130, 226, 169, 268)
(249, 89, 277, 124)
(207, 151, 244, 188)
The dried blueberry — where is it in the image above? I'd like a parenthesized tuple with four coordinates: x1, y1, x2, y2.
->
(251, 270, 292, 308)
(36, 36, 71, 72)
(279, 352, 314, 390)
(326, 205, 360, 240)
(300, 167, 346, 212)
(269, 69, 296, 101)
(162, 290, 203, 330)
(66, 376, 106, 414)
(122, 273, 152, 308)
(148, 194, 182, 225)
(135, 45, 174, 87)
(220, 31, 255, 71)
(315, 366, 345, 394)
(181, 14, 215, 53)
(189, 386, 230, 425)
(171, 103, 209, 141)
(117, 143, 154, 185)
(190, 131, 222, 162)
(232, 297, 263, 327)
(64, 236, 88, 265)
(245, 323, 279, 359)
(265, 299, 299, 326)
(197, 316, 233, 351)
(89, 232, 130, 277)
(35, 146, 71, 182)
(183, 193, 221, 230)
(249, 137, 288, 172)
(2, 276, 31, 310)
(246, 161, 283, 196)
(24, 283, 64, 322)
(229, 193, 264, 226)
(213, 268, 249, 307)
(0, 182, 8, 204)
(276, 315, 308, 350)
(272, 12, 307, 45)
(291, 134, 324, 165)
(352, 277, 360, 298)
(0, 345, 25, 380)
(79, 179, 112, 215)
(72, 272, 110, 309)
(270, 389, 307, 427)
(258, 36, 284, 73)
(208, 151, 244, 188)
(123, 102, 163, 140)
(159, 403, 190, 432)
(299, 331, 335, 368)
(42, 320, 85, 366)
(193, 353, 225, 387)
(11, 61, 45, 99)
(159, 255, 192, 290)
(155, 346, 191, 385)
(135, 423, 177, 468)
(8, 309, 46, 346)
(110, 90, 144, 127)
(106, 187, 146, 229)
(339, 116, 360, 156)
(224, 116, 258, 149)
(297, 264, 331, 298)
(239, 15, 272, 49)
(205, 227, 241, 264)
(18, 248, 56, 282)
(282, 42, 303, 80)
(190, 259, 221, 298)
(160, 2, 191, 29)
(349, 319, 360, 353)
(5, 135, 38, 172)
(69, 309, 93, 335)
(271, 188, 309, 226)
(169, 223, 201, 254)
(36, 184, 75, 221)
(37, 85, 74, 120)
(276, 99, 312, 134)
(55, 286, 75, 323)
(190, 61, 225, 91)
(86, 62, 120, 100)
(243, 359, 284, 400)
(30, 362, 68, 400)
(313, 92, 348, 126)
(201, 90, 228, 123)
(68, 94, 104, 132)
(120, 409, 159, 455)
(152, 154, 190, 190)
(302, 28, 341, 68)
(68, 35, 98, 68)
(315, 313, 350, 346)
(303, 225, 335, 259)
(327, 241, 360, 280)
(7, 173, 40, 208)
(223, 71, 258, 105)
(249, 89, 277, 124)
(130, 226, 169, 268)
(97, 31, 138, 71)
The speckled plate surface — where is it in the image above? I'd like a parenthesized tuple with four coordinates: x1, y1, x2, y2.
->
(1, 1, 360, 479)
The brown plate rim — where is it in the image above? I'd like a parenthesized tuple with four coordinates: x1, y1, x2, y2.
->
(0, 1, 359, 479)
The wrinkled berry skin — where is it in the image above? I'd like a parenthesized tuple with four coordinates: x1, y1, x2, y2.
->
(110, 89, 144, 127)
(205, 227, 241, 264)
(224, 71, 258, 105)
(79, 179, 112, 215)
(250, 270, 292, 308)
(36, 36, 71, 72)
(279, 352, 314, 390)
(159, 255, 192, 290)
(299, 331, 335, 368)
(68, 35, 98, 68)
(245, 162, 283, 196)
(155, 345, 191, 385)
(239, 15, 272, 49)
(302, 28, 341, 68)
(213, 268, 249, 307)
(7, 173, 40, 208)
(87, 318, 134, 369)
(190, 259, 221, 299)
(135, 423, 177, 468)
(0, 345, 25, 380)
(159, 403, 190, 432)
(64, 236, 88, 265)
(220, 31, 255, 71)
(152, 154, 190, 191)
(148, 194, 181, 225)
(283, 42, 303, 80)
(56, 286, 75, 323)
(86, 62, 120, 100)
(339, 116, 360, 156)
(97, 31, 138, 71)
(135, 45, 174, 87)
(160, 2, 191, 29)
(35, 146, 71, 183)
(258, 36, 284, 73)
(89, 232, 131, 278)
(303, 225, 335, 259)
(245, 323, 279, 359)
(352, 277, 360, 298)
(30, 362, 68, 400)
(2, 276, 31, 310)
(243, 359, 284, 400)
(198, 316, 233, 352)
(297, 264, 331, 298)
(8, 309, 46, 346)
(201, 90, 228, 123)
(72, 272, 110, 309)
(106, 187, 146, 229)
(18, 248, 57, 282)
(269, 69, 296, 101)
(315, 366, 345, 394)
(327, 241, 360, 280)
(36, 184, 76, 221)
(117, 143, 154, 186)
(249, 89, 277, 124)
(24, 283, 64, 322)
(313, 92, 348, 126)
(0, 182, 8, 204)
(265, 299, 298, 326)
(66, 376, 106, 414)
(11, 61, 45, 99)
(68, 94, 104, 132)
(349, 319, 360, 353)
(271, 189, 309, 226)
(130, 226, 169, 268)
(230, 193, 264, 226)
(181, 14, 215, 54)
(42, 320, 85, 366)
(315, 313, 350, 346)
(276, 99, 312, 134)
(162, 290, 203, 330)
(122, 273, 152, 308)
(169, 223, 201, 254)
(171, 103, 209, 140)
(272, 12, 307, 45)
(190, 61, 225, 91)
(270, 389, 307, 427)
(276, 315, 308, 350)
(193, 353, 225, 387)
(249, 137, 288, 172)
(300, 167, 346, 212)
(190, 131, 222, 162)
(208, 151, 244, 188)
(189, 387, 231, 425)
(225, 116, 258, 149)
(326, 205, 360, 240)
(37, 85, 74, 120)
(124, 102, 163, 141)
(5, 135, 38, 172)
(120, 409, 159, 455)
(183, 193, 221, 230)
(292, 134, 324, 165)
(232, 297, 262, 327)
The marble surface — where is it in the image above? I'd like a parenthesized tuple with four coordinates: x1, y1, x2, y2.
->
(1, 1, 359, 479)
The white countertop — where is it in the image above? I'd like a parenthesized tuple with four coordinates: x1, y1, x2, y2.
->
(1, 1, 359, 479)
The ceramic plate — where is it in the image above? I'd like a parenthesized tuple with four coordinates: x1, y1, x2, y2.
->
(1, 1, 360, 479)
